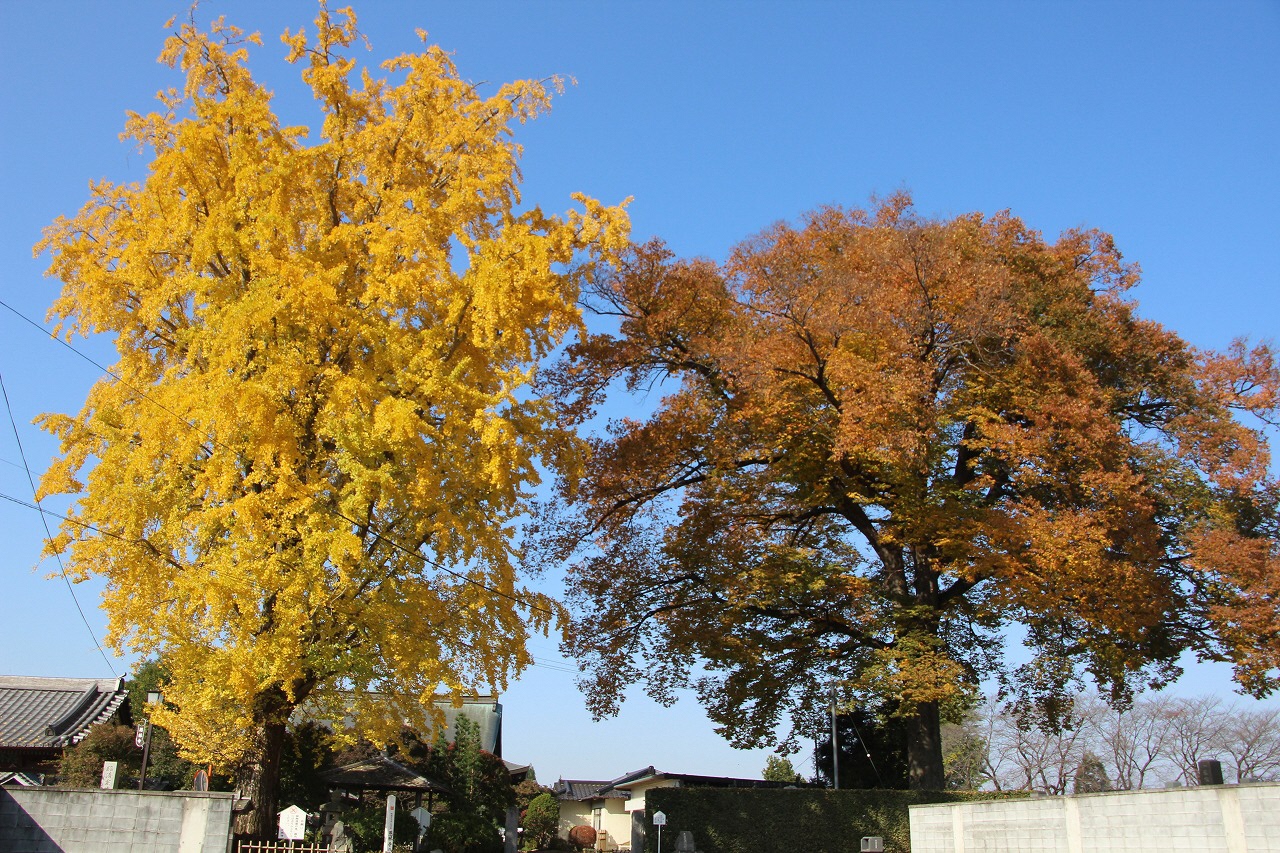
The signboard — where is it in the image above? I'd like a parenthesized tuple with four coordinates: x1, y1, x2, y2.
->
(278, 804, 307, 841)
(383, 794, 397, 853)
(134, 721, 149, 748)
(410, 806, 432, 828)
(653, 811, 667, 826)
(100, 761, 118, 789)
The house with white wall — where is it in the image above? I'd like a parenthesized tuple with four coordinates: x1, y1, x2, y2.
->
(553, 766, 805, 850)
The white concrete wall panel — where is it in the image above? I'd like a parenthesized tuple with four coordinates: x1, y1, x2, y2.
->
(0, 787, 234, 853)
(911, 784, 1280, 853)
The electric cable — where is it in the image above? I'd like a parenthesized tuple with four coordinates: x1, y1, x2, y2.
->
(844, 709, 884, 786)
(0, 373, 117, 675)
(0, 297, 554, 618)
(2, 485, 583, 677)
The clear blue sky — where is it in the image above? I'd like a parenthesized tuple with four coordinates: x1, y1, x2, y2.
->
(1, 1, 1276, 784)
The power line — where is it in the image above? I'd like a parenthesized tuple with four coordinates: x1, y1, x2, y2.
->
(0, 296, 555, 618)
(0, 490, 144, 546)
(1, 487, 579, 678)
(0, 373, 117, 676)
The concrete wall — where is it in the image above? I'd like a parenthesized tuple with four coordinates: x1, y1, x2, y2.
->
(909, 783, 1280, 853)
(0, 786, 233, 853)
(558, 798, 629, 850)
(559, 799, 592, 839)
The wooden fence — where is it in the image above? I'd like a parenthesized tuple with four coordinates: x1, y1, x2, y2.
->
(235, 841, 336, 853)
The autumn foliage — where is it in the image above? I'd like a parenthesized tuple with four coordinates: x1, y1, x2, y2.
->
(538, 196, 1279, 789)
(36, 6, 626, 834)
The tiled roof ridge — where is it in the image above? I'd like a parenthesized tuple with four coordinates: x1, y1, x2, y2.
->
(0, 675, 129, 750)
(554, 777, 633, 801)
(596, 765, 660, 793)
(0, 676, 124, 692)
(66, 688, 129, 746)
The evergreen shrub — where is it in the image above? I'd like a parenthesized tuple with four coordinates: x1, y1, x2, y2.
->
(643, 787, 1028, 853)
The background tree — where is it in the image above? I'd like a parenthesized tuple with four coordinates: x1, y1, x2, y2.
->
(762, 754, 799, 783)
(56, 723, 139, 788)
(339, 802, 421, 852)
(536, 196, 1279, 790)
(399, 717, 514, 853)
(1072, 751, 1112, 794)
(514, 777, 554, 814)
(36, 6, 627, 837)
(1096, 693, 1174, 790)
(125, 658, 214, 791)
(959, 691, 1280, 791)
(813, 706, 909, 789)
(278, 721, 337, 811)
(940, 718, 989, 791)
(522, 791, 560, 850)
(1218, 706, 1280, 783)
(1165, 695, 1229, 786)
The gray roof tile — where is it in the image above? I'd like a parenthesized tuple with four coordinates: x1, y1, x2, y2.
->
(0, 676, 128, 749)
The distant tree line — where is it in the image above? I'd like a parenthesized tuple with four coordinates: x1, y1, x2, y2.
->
(805, 692, 1280, 794)
(944, 693, 1280, 793)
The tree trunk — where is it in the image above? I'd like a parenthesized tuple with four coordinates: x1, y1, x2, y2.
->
(232, 719, 287, 838)
(905, 700, 945, 790)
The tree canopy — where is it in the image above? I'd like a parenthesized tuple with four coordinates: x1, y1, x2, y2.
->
(536, 195, 1279, 789)
(36, 6, 626, 834)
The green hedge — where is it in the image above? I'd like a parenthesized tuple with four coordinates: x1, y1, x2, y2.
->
(642, 788, 1028, 853)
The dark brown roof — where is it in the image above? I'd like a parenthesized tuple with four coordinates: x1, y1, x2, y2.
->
(553, 779, 628, 801)
(592, 766, 815, 797)
(0, 676, 128, 750)
(321, 754, 450, 794)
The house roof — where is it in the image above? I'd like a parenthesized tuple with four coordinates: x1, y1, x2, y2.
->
(593, 766, 809, 797)
(553, 779, 627, 802)
(0, 771, 43, 786)
(503, 759, 533, 778)
(320, 754, 451, 794)
(0, 676, 128, 750)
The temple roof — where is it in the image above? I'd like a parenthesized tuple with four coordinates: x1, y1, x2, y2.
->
(321, 754, 451, 793)
(0, 676, 128, 750)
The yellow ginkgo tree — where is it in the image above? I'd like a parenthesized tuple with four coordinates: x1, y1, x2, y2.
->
(36, 7, 627, 834)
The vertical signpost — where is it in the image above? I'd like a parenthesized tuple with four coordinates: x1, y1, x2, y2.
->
(137, 690, 163, 790)
(100, 761, 118, 789)
(411, 806, 432, 852)
(135, 721, 150, 789)
(278, 805, 307, 847)
(383, 794, 397, 853)
(653, 810, 666, 853)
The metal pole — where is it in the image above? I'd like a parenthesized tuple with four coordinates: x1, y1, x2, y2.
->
(138, 691, 162, 791)
(137, 722, 152, 790)
(831, 686, 840, 790)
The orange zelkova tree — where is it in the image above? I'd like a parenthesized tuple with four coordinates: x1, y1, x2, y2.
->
(36, 7, 627, 836)
(531, 196, 1278, 790)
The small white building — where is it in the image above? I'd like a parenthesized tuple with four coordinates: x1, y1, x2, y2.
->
(553, 766, 805, 851)
(553, 778, 631, 850)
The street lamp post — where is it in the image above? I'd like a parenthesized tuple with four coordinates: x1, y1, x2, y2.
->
(138, 690, 162, 790)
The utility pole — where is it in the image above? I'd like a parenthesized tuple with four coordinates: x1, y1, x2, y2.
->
(137, 690, 162, 790)
(830, 686, 840, 790)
